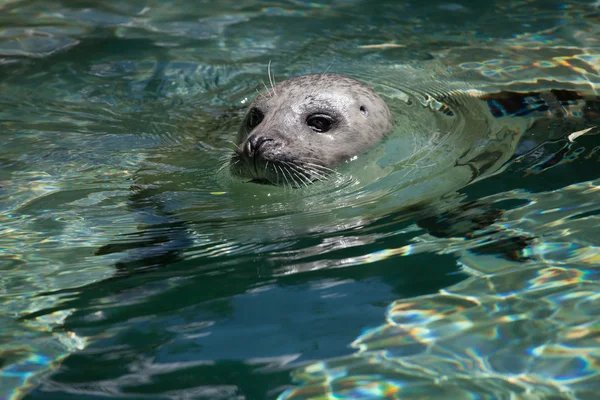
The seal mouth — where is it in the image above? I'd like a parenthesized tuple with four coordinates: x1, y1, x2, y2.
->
(249, 178, 273, 185)
(230, 150, 332, 188)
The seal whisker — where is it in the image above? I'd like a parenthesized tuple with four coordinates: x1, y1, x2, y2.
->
(255, 88, 263, 99)
(227, 140, 242, 151)
(278, 164, 293, 188)
(218, 159, 233, 173)
(267, 60, 277, 97)
(272, 164, 280, 186)
(281, 163, 301, 188)
(260, 80, 273, 98)
(275, 164, 288, 188)
(284, 161, 312, 187)
(304, 168, 326, 183)
(274, 164, 282, 186)
(300, 163, 338, 178)
(299, 164, 328, 181)
(301, 161, 337, 174)
(322, 60, 334, 75)
(309, 169, 329, 182)
(275, 166, 282, 187)
(302, 168, 325, 181)
(219, 154, 238, 173)
(220, 151, 236, 162)
(290, 170, 309, 188)
(279, 164, 294, 188)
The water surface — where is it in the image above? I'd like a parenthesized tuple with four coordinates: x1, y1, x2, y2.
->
(1, 0, 600, 399)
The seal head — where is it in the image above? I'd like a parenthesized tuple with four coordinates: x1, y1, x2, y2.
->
(230, 74, 394, 186)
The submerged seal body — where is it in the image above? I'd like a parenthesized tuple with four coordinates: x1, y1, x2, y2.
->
(230, 71, 599, 198)
(230, 74, 394, 187)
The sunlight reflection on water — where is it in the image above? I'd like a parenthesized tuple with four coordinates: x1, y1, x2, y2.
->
(1, 1, 600, 399)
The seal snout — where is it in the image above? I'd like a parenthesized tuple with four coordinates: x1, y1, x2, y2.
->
(244, 135, 274, 158)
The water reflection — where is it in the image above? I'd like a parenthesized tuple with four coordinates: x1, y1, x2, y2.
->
(279, 167, 600, 399)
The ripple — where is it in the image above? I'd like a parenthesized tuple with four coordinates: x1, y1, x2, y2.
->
(2, 0, 600, 399)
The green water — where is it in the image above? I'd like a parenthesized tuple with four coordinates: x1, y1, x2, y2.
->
(1, 0, 600, 399)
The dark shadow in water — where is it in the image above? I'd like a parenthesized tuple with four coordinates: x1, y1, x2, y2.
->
(466, 131, 600, 199)
(21, 201, 465, 399)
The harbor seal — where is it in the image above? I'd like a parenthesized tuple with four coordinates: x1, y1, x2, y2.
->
(229, 74, 394, 187)
(228, 71, 599, 248)
(230, 71, 599, 197)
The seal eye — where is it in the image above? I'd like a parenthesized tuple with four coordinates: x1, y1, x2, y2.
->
(245, 108, 264, 131)
(306, 114, 335, 133)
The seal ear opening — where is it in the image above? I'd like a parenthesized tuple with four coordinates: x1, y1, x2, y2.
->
(360, 105, 368, 117)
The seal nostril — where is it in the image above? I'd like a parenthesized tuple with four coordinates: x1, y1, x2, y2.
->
(245, 135, 274, 157)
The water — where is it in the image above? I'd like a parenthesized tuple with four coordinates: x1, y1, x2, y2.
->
(1, 0, 599, 399)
